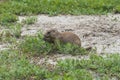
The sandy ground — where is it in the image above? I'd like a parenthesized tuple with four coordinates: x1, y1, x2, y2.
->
(20, 14, 120, 54)
(17, 14, 120, 69)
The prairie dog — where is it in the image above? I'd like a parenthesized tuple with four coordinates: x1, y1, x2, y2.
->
(43, 29, 81, 46)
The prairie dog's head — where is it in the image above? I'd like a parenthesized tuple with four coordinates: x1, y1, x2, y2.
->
(43, 29, 60, 42)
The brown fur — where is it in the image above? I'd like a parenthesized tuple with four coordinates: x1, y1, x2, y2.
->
(43, 29, 81, 46)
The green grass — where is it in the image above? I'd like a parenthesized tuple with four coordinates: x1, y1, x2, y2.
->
(0, 50, 49, 80)
(0, 49, 92, 80)
(18, 32, 53, 56)
(5, 0, 120, 15)
(47, 69, 93, 80)
(0, 13, 18, 26)
(0, 29, 16, 43)
(0, 23, 21, 43)
(8, 23, 22, 38)
(1, 0, 120, 25)
(19, 32, 89, 56)
(57, 54, 120, 79)
(22, 16, 37, 25)
(55, 41, 88, 55)
(1, 49, 119, 80)
(0, 0, 120, 16)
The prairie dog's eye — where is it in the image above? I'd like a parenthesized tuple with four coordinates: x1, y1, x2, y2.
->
(47, 31, 50, 34)
(52, 30, 55, 32)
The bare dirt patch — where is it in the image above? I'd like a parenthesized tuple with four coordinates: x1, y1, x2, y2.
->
(20, 14, 120, 54)
(18, 14, 120, 69)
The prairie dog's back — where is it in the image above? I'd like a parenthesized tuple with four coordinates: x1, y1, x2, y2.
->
(60, 32, 81, 46)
